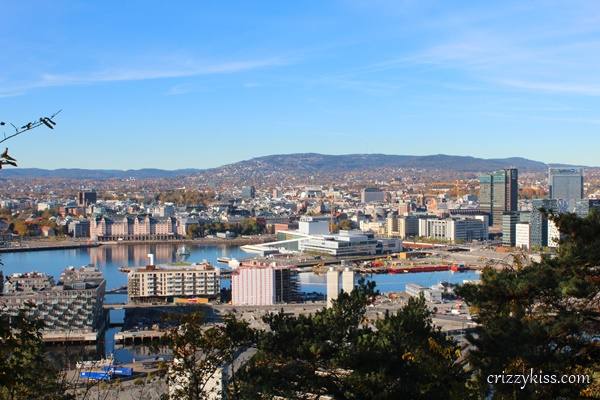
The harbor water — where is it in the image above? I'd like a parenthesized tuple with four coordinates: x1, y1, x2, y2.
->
(0, 243, 480, 363)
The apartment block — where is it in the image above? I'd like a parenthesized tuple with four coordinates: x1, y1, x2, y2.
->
(128, 263, 220, 302)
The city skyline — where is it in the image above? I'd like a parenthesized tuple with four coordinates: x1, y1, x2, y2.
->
(2, 1, 600, 169)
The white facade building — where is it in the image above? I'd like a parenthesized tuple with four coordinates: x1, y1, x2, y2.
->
(515, 223, 530, 250)
(327, 268, 340, 308)
(128, 263, 220, 302)
(547, 220, 561, 248)
(341, 268, 354, 294)
(405, 283, 442, 303)
(231, 262, 297, 306)
(418, 218, 487, 243)
(299, 230, 378, 256)
(298, 215, 330, 236)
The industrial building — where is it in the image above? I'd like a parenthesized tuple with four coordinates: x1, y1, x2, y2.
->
(326, 267, 355, 307)
(231, 261, 298, 306)
(405, 283, 442, 303)
(127, 261, 221, 302)
(0, 266, 106, 340)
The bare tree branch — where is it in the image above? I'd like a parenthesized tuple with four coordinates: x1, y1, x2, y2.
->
(0, 109, 62, 145)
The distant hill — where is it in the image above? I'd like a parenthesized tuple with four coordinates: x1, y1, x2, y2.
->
(216, 153, 551, 173)
(0, 168, 201, 179)
(0, 153, 584, 179)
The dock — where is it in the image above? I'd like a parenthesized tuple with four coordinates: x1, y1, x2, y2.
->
(114, 330, 166, 344)
(42, 330, 101, 344)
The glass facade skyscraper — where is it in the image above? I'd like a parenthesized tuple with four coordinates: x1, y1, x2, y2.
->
(530, 199, 558, 249)
(548, 168, 583, 205)
(479, 168, 518, 229)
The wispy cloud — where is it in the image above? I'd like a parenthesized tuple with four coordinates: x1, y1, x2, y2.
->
(332, 1, 600, 96)
(499, 80, 600, 96)
(1, 57, 287, 97)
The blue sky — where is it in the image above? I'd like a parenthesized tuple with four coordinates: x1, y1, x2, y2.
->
(1, 0, 600, 169)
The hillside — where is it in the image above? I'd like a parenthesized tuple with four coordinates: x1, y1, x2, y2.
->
(0, 153, 578, 179)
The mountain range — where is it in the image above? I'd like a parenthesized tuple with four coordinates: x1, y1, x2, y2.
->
(0, 153, 584, 179)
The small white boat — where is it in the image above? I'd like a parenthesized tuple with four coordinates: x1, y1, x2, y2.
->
(176, 245, 190, 257)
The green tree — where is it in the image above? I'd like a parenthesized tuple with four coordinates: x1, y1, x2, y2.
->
(456, 211, 600, 399)
(163, 313, 254, 400)
(235, 280, 472, 399)
(0, 308, 71, 400)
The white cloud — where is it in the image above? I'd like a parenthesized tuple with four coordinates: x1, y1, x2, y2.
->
(0, 57, 287, 97)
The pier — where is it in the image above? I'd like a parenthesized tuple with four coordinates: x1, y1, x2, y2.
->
(114, 329, 166, 344)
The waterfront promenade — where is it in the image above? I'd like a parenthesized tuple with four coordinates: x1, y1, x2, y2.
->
(0, 234, 275, 253)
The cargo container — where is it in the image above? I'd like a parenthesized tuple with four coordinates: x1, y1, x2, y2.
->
(80, 371, 111, 381)
(102, 366, 133, 376)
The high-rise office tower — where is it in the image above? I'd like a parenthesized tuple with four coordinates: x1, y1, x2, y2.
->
(548, 168, 583, 205)
(530, 199, 558, 249)
(479, 169, 518, 228)
(573, 199, 600, 217)
(502, 212, 520, 246)
(77, 189, 97, 207)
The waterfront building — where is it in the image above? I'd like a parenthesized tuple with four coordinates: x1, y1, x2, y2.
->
(90, 214, 179, 241)
(341, 268, 354, 294)
(479, 169, 518, 228)
(549, 168, 583, 204)
(128, 262, 220, 302)
(231, 261, 298, 306)
(68, 219, 90, 238)
(515, 223, 530, 250)
(326, 268, 339, 308)
(298, 215, 330, 236)
(299, 230, 378, 256)
(0, 266, 106, 340)
(361, 187, 385, 203)
(2, 271, 55, 293)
